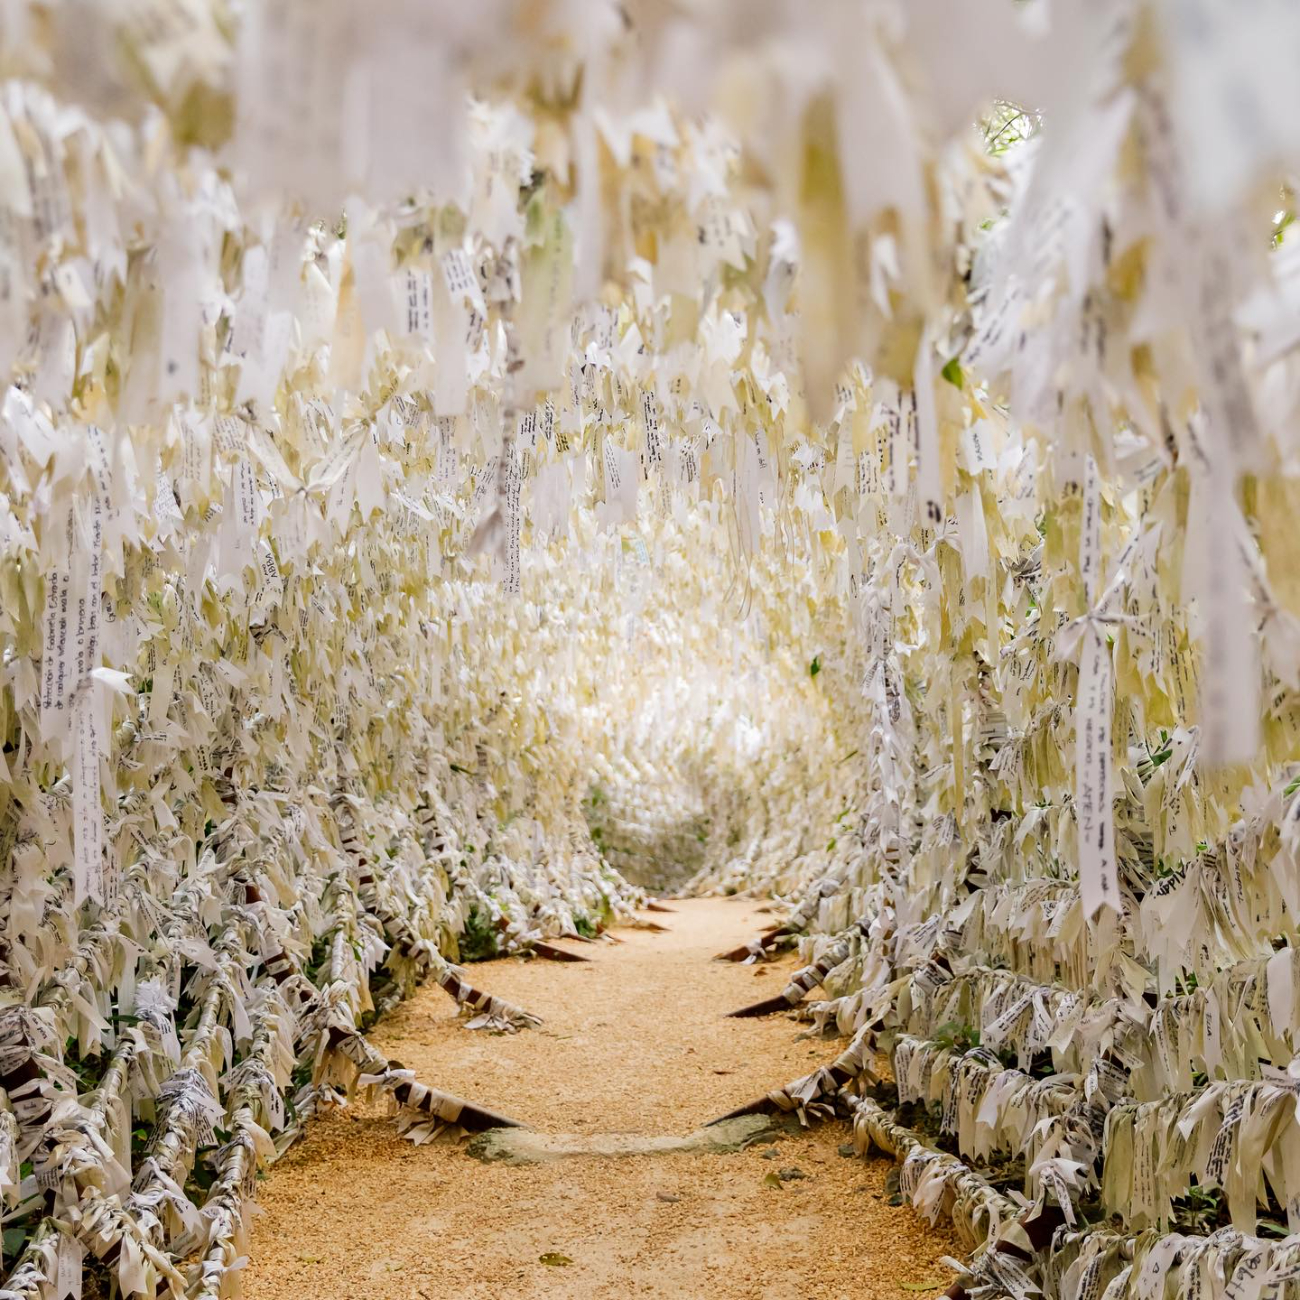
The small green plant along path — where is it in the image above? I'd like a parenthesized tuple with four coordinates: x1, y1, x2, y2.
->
(245, 899, 957, 1299)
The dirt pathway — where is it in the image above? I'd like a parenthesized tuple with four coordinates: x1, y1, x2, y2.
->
(245, 898, 958, 1300)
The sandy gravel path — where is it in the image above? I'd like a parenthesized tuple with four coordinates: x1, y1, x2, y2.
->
(245, 897, 958, 1300)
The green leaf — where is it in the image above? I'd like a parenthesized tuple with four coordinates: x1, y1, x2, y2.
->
(539, 1253, 573, 1267)
(809, 656, 821, 678)
(941, 356, 964, 388)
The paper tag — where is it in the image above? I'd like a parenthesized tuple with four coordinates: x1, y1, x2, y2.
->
(913, 339, 942, 527)
(404, 268, 433, 338)
(1080, 453, 1101, 604)
(72, 691, 105, 906)
(1185, 473, 1260, 766)
(56, 1230, 83, 1300)
(1077, 624, 1118, 918)
(504, 443, 521, 595)
(40, 511, 74, 739)
(441, 248, 483, 312)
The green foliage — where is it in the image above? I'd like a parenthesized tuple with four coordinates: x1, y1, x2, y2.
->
(1170, 1185, 1228, 1234)
(941, 357, 964, 388)
(303, 932, 333, 985)
(458, 905, 501, 962)
(65, 1038, 109, 1093)
(1272, 207, 1295, 247)
(981, 100, 1039, 155)
(932, 1020, 981, 1054)
(1147, 730, 1173, 768)
(809, 655, 821, 678)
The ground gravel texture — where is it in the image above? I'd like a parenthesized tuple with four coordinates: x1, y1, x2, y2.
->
(244, 897, 961, 1299)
